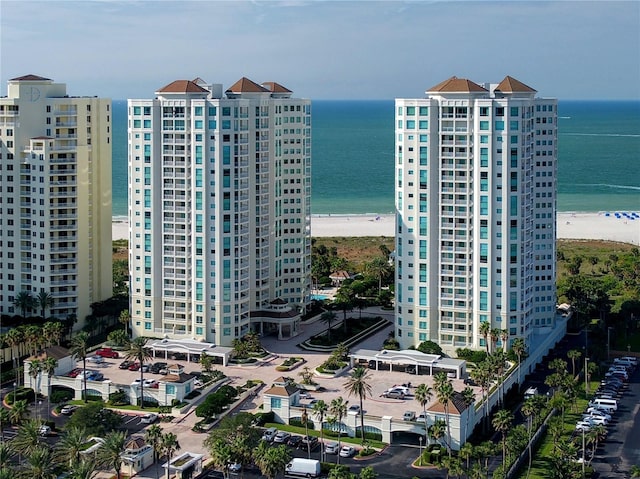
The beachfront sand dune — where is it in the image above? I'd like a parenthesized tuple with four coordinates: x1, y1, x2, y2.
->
(112, 212, 639, 245)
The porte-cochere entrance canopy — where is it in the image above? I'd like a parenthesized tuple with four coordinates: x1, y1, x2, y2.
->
(349, 348, 466, 379)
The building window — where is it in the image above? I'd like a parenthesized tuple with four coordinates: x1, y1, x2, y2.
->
(270, 397, 282, 409)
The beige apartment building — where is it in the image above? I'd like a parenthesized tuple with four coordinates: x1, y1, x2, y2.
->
(0, 74, 112, 328)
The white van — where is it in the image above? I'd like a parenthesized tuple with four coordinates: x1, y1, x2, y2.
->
(524, 387, 539, 399)
(286, 458, 321, 478)
(591, 398, 618, 411)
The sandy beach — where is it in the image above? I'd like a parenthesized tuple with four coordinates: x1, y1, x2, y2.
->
(112, 212, 639, 245)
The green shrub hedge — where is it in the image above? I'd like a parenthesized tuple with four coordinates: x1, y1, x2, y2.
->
(5, 387, 35, 405)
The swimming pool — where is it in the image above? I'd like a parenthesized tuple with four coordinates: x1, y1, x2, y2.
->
(311, 294, 328, 301)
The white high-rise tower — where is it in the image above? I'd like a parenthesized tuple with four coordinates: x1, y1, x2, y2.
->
(128, 77, 311, 346)
(394, 76, 558, 354)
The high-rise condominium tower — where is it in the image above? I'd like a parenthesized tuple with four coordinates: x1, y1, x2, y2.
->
(395, 76, 557, 354)
(128, 77, 311, 346)
(0, 75, 113, 326)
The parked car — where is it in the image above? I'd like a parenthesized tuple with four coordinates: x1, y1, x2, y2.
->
(39, 425, 51, 436)
(339, 445, 356, 458)
(261, 427, 278, 442)
(119, 360, 133, 369)
(228, 463, 241, 473)
(128, 362, 141, 371)
(416, 412, 427, 422)
(87, 355, 104, 364)
(273, 431, 291, 444)
(348, 404, 361, 413)
(77, 370, 98, 380)
(68, 368, 82, 378)
(140, 413, 158, 424)
(150, 362, 168, 374)
(60, 405, 78, 415)
(88, 372, 104, 381)
(143, 379, 158, 388)
(582, 414, 608, 425)
(382, 390, 405, 399)
(287, 435, 303, 448)
(403, 411, 416, 421)
(324, 441, 339, 455)
(131, 379, 142, 387)
(575, 420, 594, 432)
(95, 348, 119, 359)
(301, 435, 319, 449)
(585, 408, 612, 421)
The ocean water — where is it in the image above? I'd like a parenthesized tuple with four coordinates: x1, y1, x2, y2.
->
(111, 100, 640, 218)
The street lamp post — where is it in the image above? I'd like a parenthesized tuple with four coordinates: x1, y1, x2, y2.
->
(582, 427, 586, 478)
(419, 436, 423, 466)
(584, 357, 590, 396)
(301, 407, 310, 459)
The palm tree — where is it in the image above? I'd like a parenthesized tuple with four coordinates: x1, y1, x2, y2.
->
(161, 432, 181, 479)
(511, 337, 526, 386)
(13, 291, 36, 319)
(42, 321, 64, 347)
(521, 398, 537, 479)
(312, 399, 328, 463)
(24, 325, 42, 356)
(0, 408, 10, 441)
(329, 397, 348, 464)
(55, 426, 89, 468)
(479, 321, 491, 354)
(144, 424, 164, 479)
(500, 329, 509, 352)
(0, 442, 12, 470)
(428, 419, 446, 449)
(69, 332, 89, 402)
(365, 256, 391, 293)
(490, 329, 501, 355)
(28, 359, 42, 393)
(492, 409, 513, 466)
(97, 430, 127, 479)
(343, 366, 372, 445)
(253, 442, 291, 479)
(320, 311, 337, 342)
(207, 438, 232, 479)
(12, 419, 42, 457)
(18, 445, 56, 479)
(459, 442, 474, 473)
(567, 349, 582, 378)
(6, 328, 24, 363)
(9, 399, 29, 425)
(66, 458, 98, 479)
(434, 372, 454, 456)
(414, 383, 433, 444)
(125, 337, 152, 408)
(470, 362, 492, 434)
(630, 465, 640, 478)
(36, 291, 54, 319)
(460, 386, 475, 443)
(41, 357, 57, 420)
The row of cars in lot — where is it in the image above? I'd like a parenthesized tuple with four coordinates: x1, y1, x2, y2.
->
(261, 427, 357, 458)
(574, 356, 637, 444)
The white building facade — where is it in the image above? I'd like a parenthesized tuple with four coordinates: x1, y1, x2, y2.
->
(128, 77, 311, 346)
(0, 75, 113, 325)
(394, 76, 558, 354)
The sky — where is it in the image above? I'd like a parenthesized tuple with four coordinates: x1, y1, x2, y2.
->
(1, 0, 639, 100)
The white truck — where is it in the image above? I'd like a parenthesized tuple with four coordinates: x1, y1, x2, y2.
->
(285, 458, 321, 478)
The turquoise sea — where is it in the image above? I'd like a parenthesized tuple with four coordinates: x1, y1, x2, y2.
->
(111, 100, 640, 218)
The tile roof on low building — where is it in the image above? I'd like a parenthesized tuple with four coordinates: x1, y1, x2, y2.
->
(426, 391, 471, 415)
(428, 76, 487, 93)
(125, 437, 147, 451)
(495, 76, 537, 93)
(226, 77, 269, 94)
(263, 384, 299, 397)
(10, 74, 51, 81)
(30, 345, 71, 361)
(157, 80, 208, 94)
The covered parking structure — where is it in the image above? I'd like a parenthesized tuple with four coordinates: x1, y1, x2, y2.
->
(146, 338, 233, 366)
(349, 348, 466, 379)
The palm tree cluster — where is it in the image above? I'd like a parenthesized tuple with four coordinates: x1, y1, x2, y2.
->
(437, 440, 499, 479)
(1, 321, 65, 361)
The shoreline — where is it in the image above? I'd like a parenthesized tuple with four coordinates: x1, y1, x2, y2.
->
(111, 211, 640, 245)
